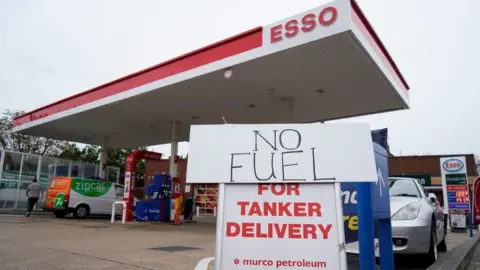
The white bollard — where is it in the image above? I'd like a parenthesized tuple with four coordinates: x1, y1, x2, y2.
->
(213, 207, 217, 217)
(194, 257, 215, 270)
(111, 201, 127, 224)
(196, 206, 200, 217)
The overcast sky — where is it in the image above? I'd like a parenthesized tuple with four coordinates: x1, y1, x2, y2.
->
(1, 0, 479, 157)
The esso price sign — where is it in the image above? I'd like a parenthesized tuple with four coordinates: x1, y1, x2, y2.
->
(270, 6, 338, 43)
(442, 158, 464, 172)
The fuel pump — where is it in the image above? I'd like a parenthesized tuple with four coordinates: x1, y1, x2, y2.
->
(171, 177, 182, 224)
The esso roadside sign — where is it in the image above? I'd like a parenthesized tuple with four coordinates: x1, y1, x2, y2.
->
(442, 158, 464, 173)
(270, 6, 338, 44)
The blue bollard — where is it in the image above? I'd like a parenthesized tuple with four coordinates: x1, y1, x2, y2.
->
(357, 182, 376, 270)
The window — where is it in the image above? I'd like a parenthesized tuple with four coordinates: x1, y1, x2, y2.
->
(21, 154, 39, 181)
(2, 152, 23, 181)
(115, 185, 124, 198)
(389, 178, 421, 198)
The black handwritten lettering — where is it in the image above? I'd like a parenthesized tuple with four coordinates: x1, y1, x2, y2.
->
(279, 129, 302, 150)
(230, 153, 251, 182)
(281, 151, 306, 181)
(253, 130, 278, 151)
(253, 152, 277, 181)
(311, 147, 335, 181)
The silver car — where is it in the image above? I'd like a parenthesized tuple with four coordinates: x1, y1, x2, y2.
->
(389, 177, 447, 266)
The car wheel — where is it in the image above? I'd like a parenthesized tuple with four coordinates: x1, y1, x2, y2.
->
(73, 205, 90, 219)
(438, 226, 447, 252)
(421, 220, 438, 267)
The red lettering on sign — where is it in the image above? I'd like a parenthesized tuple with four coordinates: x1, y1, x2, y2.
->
(274, 223, 288, 238)
(301, 13, 316, 32)
(237, 201, 249, 215)
(272, 184, 286, 195)
(225, 222, 333, 239)
(270, 25, 283, 43)
(278, 202, 293, 216)
(288, 224, 302, 239)
(249, 202, 263, 216)
(308, 202, 322, 216)
(237, 201, 322, 217)
(242, 222, 255, 237)
(303, 224, 317, 239)
(284, 19, 299, 38)
(270, 6, 338, 43)
(319, 7, 337, 26)
(226, 222, 240, 237)
(293, 202, 306, 216)
(318, 224, 332, 239)
(257, 183, 300, 196)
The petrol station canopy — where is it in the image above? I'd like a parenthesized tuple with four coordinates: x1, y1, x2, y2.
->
(13, 0, 409, 148)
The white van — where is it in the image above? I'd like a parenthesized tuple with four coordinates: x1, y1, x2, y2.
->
(44, 177, 125, 218)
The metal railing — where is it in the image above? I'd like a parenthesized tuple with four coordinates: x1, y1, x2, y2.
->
(0, 150, 120, 210)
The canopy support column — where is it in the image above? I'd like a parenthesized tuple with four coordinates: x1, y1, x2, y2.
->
(99, 146, 108, 180)
(169, 122, 178, 178)
(169, 122, 179, 222)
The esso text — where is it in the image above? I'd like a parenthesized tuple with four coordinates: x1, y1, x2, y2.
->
(270, 6, 338, 44)
(443, 159, 464, 172)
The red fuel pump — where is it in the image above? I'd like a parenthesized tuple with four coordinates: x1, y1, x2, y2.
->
(172, 177, 182, 224)
(123, 151, 162, 222)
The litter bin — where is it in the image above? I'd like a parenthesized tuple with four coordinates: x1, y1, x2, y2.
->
(184, 198, 194, 221)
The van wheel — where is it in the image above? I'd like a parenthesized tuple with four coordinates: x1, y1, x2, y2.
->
(73, 205, 90, 219)
(54, 212, 67, 218)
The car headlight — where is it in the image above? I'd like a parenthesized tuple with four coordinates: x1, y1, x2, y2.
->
(392, 202, 422, 220)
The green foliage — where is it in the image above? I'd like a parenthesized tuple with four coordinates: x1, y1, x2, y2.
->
(1, 109, 151, 184)
(0, 110, 69, 156)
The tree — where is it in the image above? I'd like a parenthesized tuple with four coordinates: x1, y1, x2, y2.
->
(105, 147, 147, 186)
(0, 109, 69, 156)
(1, 109, 149, 184)
(57, 143, 100, 163)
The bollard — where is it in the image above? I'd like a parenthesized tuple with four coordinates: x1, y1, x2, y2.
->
(111, 201, 127, 224)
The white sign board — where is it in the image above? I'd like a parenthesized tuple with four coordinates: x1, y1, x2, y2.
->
(123, 172, 131, 199)
(440, 156, 467, 175)
(219, 183, 343, 270)
(451, 214, 466, 229)
(187, 123, 376, 183)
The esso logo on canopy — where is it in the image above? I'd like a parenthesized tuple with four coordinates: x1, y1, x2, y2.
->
(270, 6, 338, 44)
(442, 159, 464, 172)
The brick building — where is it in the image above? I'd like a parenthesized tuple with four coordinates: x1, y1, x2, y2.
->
(141, 154, 478, 212)
(389, 154, 478, 186)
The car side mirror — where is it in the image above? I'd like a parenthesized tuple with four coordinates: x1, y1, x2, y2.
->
(427, 193, 436, 204)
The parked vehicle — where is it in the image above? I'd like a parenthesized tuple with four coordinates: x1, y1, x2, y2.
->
(389, 177, 447, 266)
(44, 177, 124, 218)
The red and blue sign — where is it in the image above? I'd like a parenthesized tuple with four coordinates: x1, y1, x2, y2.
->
(442, 158, 464, 173)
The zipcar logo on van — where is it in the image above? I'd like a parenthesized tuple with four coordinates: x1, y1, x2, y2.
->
(442, 159, 464, 172)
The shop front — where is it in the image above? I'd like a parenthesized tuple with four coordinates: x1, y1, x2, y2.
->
(0, 150, 120, 210)
(389, 154, 478, 208)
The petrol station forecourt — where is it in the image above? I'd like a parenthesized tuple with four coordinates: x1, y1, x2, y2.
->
(12, 0, 409, 268)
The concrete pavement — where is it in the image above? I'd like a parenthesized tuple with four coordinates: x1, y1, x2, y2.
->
(0, 214, 474, 270)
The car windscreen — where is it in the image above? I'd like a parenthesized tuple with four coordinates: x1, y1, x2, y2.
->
(389, 179, 421, 198)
